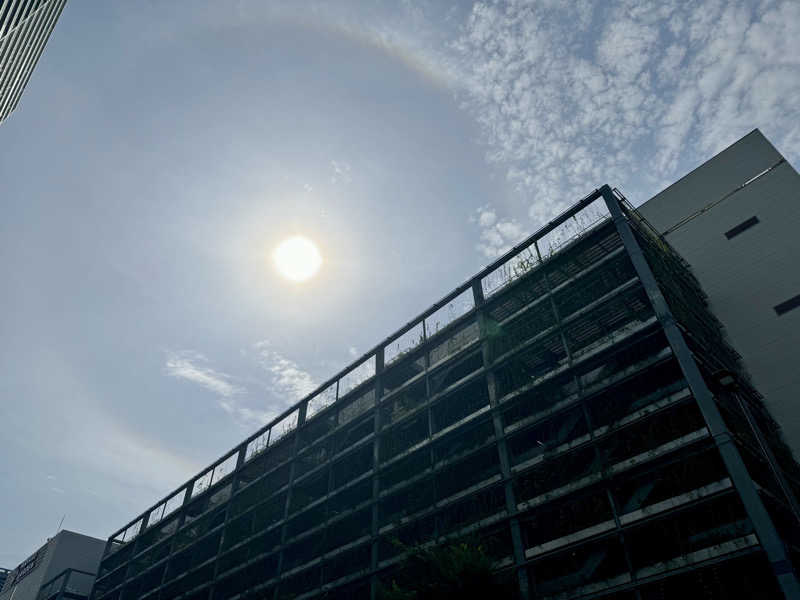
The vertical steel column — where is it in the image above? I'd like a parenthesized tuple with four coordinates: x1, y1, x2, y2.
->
(272, 423, 305, 600)
(472, 279, 531, 600)
(151, 483, 192, 596)
(601, 185, 800, 599)
(370, 349, 385, 600)
(210, 445, 253, 597)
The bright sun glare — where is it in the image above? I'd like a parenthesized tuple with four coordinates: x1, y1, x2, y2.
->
(273, 236, 322, 282)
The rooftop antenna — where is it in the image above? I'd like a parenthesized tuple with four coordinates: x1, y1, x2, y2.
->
(56, 514, 65, 534)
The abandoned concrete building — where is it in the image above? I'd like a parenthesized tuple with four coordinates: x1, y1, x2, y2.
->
(89, 140, 800, 599)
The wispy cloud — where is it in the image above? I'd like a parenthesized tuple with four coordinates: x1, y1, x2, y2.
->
(164, 350, 270, 427)
(254, 341, 318, 404)
(452, 0, 800, 220)
(216, 400, 273, 429)
(164, 350, 243, 398)
(330, 159, 352, 184)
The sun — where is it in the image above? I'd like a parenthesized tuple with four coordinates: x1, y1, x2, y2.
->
(273, 236, 322, 282)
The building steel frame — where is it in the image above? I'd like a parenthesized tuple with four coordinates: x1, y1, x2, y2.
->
(91, 186, 800, 600)
(0, 0, 67, 125)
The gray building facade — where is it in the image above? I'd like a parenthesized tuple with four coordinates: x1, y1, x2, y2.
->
(0, 530, 105, 600)
(0, 0, 67, 125)
(639, 129, 800, 458)
(89, 185, 800, 600)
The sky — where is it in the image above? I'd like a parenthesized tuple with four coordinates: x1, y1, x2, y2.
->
(0, 0, 798, 566)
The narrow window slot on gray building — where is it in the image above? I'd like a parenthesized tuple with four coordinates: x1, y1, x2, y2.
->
(774, 294, 800, 316)
(724, 216, 759, 239)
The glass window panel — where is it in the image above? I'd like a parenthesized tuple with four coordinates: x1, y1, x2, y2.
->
(122, 519, 142, 542)
(148, 503, 165, 528)
(246, 430, 270, 461)
(537, 198, 609, 261)
(307, 383, 337, 419)
(212, 453, 238, 486)
(481, 247, 539, 297)
(269, 410, 298, 445)
(163, 490, 185, 518)
(191, 469, 213, 498)
(339, 356, 376, 398)
(424, 288, 475, 337)
(385, 321, 425, 365)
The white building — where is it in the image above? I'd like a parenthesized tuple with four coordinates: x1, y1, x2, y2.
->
(639, 129, 800, 457)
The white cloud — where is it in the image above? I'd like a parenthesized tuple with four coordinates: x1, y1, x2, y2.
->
(330, 159, 352, 184)
(254, 341, 318, 404)
(164, 350, 242, 398)
(216, 399, 273, 429)
(164, 350, 269, 428)
(451, 0, 800, 223)
(472, 204, 529, 259)
(477, 208, 496, 227)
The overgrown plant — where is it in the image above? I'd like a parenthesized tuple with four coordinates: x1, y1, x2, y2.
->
(378, 538, 517, 599)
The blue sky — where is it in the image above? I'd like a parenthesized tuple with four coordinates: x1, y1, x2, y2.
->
(1, 0, 798, 566)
